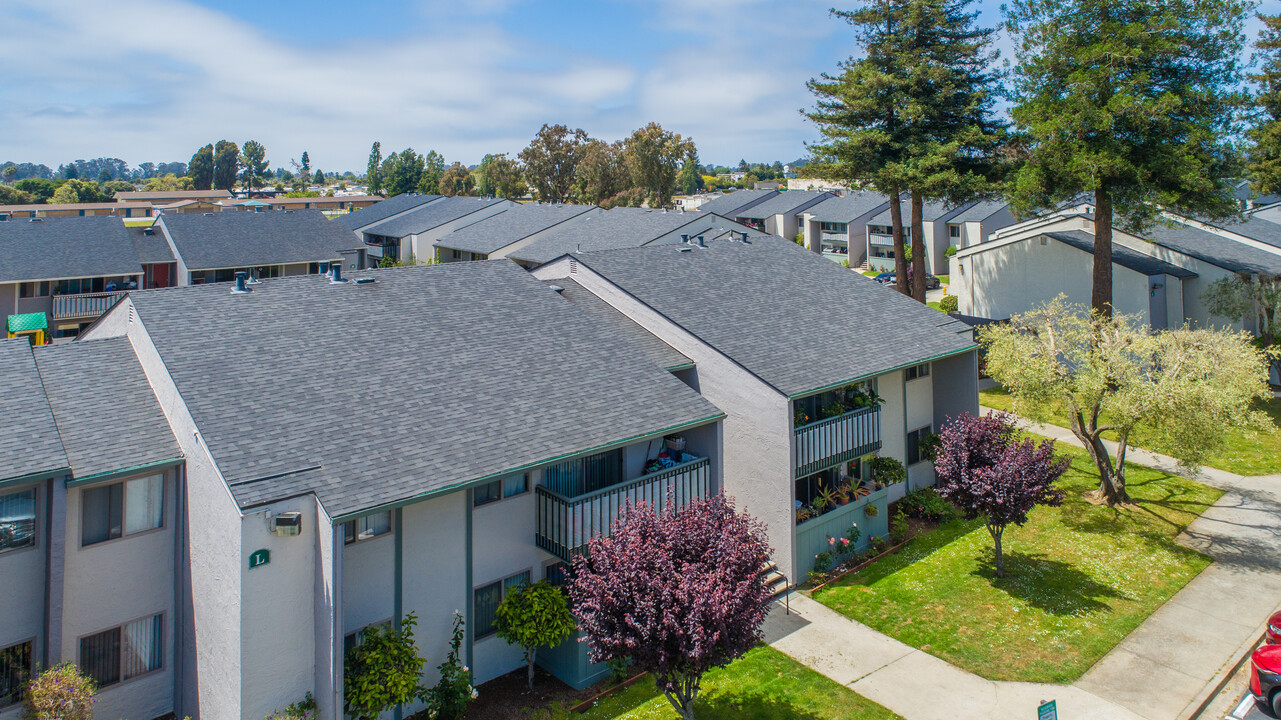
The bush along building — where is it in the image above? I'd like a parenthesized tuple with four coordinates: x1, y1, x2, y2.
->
(0, 239, 978, 719)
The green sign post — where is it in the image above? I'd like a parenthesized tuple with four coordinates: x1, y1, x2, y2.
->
(1037, 700, 1057, 720)
(249, 548, 271, 569)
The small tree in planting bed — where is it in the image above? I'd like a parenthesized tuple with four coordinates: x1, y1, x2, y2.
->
(344, 614, 427, 720)
(933, 412, 1070, 577)
(568, 494, 772, 720)
(495, 579, 576, 689)
(23, 662, 95, 720)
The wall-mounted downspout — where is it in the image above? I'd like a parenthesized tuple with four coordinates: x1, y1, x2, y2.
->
(393, 508, 403, 720)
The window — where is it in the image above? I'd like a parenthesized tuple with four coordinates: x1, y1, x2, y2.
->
(544, 561, 570, 587)
(905, 363, 930, 381)
(949, 224, 960, 238)
(344, 620, 391, 658)
(473, 473, 529, 507)
(79, 614, 163, 688)
(0, 488, 36, 554)
(543, 451, 622, 497)
(54, 277, 106, 295)
(82, 475, 163, 546)
(452, 249, 462, 260)
(907, 425, 933, 466)
(343, 511, 392, 544)
(18, 282, 48, 298)
(474, 570, 531, 638)
(0, 640, 32, 708)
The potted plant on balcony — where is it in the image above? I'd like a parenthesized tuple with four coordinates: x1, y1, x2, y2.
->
(815, 486, 839, 515)
(793, 406, 810, 428)
(870, 456, 906, 487)
(796, 505, 814, 523)
(834, 481, 852, 506)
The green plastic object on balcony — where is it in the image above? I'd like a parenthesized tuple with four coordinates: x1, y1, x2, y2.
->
(7, 312, 47, 334)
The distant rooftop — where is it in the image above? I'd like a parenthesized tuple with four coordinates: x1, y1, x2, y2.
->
(361, 196, 504, 240)
(1045, 231, 1197, 279)
(949, 200, 1009, 224)
(334, 193, 442, 231)
(116, 190, 232, 202)
(0, 215, 143, 283)
(732, 190, 834, 220)
(507, 207, 759, 265)
(693, 189, 779, 217)
(804, 191, 893, 223)
(869, 199, 965, 225)
(434, 202, 598, 255)
(158, 209, 353, 270)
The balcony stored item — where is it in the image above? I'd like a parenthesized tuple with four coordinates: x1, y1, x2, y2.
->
(664, 435, 686, 452)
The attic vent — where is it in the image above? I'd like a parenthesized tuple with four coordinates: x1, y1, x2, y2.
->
(569, 258, 578, 274)
(29, 217, 44, 222)
(1040, 237, 1048, 246)
(549, 284, 564, 293)
(202, 212, 214, 216)
(143, 227, 154, 235)
(354, 277, 376, 285)
(678, 247, 693, 253)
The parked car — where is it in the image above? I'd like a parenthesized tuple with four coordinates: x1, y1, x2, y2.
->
(874, 272, 895, 284)
(1267, 610, 1281, 644)
(879, 271, 940, 289)
(1251, 644, 1281, 715)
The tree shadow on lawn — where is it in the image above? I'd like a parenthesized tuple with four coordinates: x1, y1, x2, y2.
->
(971, 550, 1126, 617)
(694, 692, 828, 720)
(1057, 467, 1209, 539)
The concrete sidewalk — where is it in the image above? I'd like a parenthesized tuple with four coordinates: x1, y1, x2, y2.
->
(763, 410, 1281, 720)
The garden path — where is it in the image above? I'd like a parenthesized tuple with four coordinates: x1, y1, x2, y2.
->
(763, 409, 1281, 720)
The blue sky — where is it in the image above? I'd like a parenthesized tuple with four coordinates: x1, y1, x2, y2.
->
(0, 0, 1276, 173)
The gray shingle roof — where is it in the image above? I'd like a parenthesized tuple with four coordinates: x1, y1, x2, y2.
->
(1046, 231, 1197, 279)
(361, 197, 504, 240)
(128, 226, 175, 264)
(549, 279, 692, 371)
(869, 199, 963, 225)
(572, 236, 977, 398)
(693, 189, 779, 217)
(0, 339, 68, 483)
(126, 261, 722, 517)
(0, 216, 142, 283)
(803, 192, 893, 223)
(334, 193, 441, 231)
(434, 203, 598, 255)
(1142, 221, 1281, 276)
(159, 209, 352, 270)
(33, 337, 181, 479)
(1210, 214, 1281, 250)
(508, 208, 759, 265)
(948, 200, 1009, 224)
(731, 191, 834, 220)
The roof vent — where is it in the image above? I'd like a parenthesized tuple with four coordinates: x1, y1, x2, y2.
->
(575, 243, 582, 255)
(740, 231, 750, 244)
(142, 226, 154, 235)
(29, 217, 44, 222)
(678, 246, 694, 253)
(202, 212, 214, 216)
(354, 277, 376, 285)
(246, 270, 263, 285)
(549, 284, 564, 293)
(329, 264, 347, 284)
(681, 234, 689, 244)
(231, 271, 251, 294)
(697, 235, 706, 248)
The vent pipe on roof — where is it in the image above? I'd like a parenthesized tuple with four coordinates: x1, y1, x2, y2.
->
(741, 231, 750, 244)
(143, 227, 154, 235)
(549, 284, 564, 293)
(681, 234, 689, 244)
(575, 243, 582, 254)
(697, 235, 706, 248)
(330, 264, 346, 284)
(231, 271, 251, 294)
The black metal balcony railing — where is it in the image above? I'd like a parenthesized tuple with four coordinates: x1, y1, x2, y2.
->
(793, 405, 881, 478)
(535, 456, 711, 561)
(51, 291, 126, 321)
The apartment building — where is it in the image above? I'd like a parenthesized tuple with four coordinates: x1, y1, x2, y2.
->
(718, 190, 835, 240)
(359, 196, 513, 263)
(433, 202, 601, 262)
(0, 216, 154, 341)
(532, 236, 979, 580)
(0, 203, 154, 220)
(155, 209, 365, 285)
(693, 188, 780, 218)
(798, 191, 893, 264)
(950, 209, 1281, 331)
(333, 192, 444, 238)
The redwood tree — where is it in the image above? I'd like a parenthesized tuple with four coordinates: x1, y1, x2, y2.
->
(567, 494, 772, 720)
(933, 412, 1069, 577)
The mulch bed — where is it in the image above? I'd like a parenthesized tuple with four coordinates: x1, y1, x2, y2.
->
(462, 665, 619, 720)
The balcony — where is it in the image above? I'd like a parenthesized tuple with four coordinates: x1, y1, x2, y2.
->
(793, 405, 881, 478)
(820, 232, 848, 244)
(535, 456, 711, 561)
(51, 291, 126, 321)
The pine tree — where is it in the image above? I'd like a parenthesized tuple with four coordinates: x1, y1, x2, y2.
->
(1249, 13, 1281, 196)
(1005, 0, 1249, 316)
(807, 0, 915, 296)
(299, 151, 311, 183)
(213, 140, 240, 192)
(367, 142, 383, 196)
(239, 140, 269, 196)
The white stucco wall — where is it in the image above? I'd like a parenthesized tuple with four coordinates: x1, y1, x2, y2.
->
(407, 201, 515, 260)
(83, 301, 245, 720)
(400, 491, 468, 716)
(0, 478, 48, 711)
(1112, 235, 1245, 331)
(61, 470, 177, 720)
(240, 496, 319, 719)
(904, 368, 936, 490)
(953, 235, 1152, 323)
(875, 371, 908, 503)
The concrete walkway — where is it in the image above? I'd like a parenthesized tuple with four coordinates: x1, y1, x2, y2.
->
(763, 409, 1281, 720)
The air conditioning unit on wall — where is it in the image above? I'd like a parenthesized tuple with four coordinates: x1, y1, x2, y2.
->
(270, 512, 302, 537)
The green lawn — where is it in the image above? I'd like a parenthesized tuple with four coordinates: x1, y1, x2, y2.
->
(935, 274, 949, 286)
(123, 218, 155, 227)
(861, 270, 880, 277)
(572, 646, 900, 720)
(812, 445, 1220, 683)
(980, 385, 1281, 476)
(927, 301, 944, 312)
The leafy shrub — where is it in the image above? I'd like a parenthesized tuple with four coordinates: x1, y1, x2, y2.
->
(605, 657, 633, 685)
(268, 693, 317, 720)
(424, 612, 475, 720)
(890, 508, 909, 544)
(870, 456, 906, 485)
(944, 245, 958, 257)
(23, 662, 95, 720)
(344, 615, 427, 720)
(939, 295, 958, 313)
(495, 580, 576, 688)
(899, 487, 960, 524)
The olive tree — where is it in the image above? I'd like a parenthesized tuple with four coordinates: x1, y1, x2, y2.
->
(981, 296, 1270, 505)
